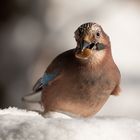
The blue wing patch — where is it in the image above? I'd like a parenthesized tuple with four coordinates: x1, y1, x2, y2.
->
(41, 73, 58, 85)
(33, 71, 58, 92)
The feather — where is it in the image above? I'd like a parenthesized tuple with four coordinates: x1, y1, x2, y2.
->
(33, 72, 58, 93)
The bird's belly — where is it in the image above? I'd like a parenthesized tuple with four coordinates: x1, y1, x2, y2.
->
(55, 93, 109, 117)
(42, 77, 111, 117)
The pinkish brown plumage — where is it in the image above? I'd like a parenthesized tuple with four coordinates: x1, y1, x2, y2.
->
(23, 22, 121, 117)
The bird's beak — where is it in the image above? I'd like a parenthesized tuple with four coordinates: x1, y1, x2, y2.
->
(75, 40, 96, 59)
(78, 34, 97, 52)
(80, 40, 90, 52)
(75, 34, 100, 59)
(76, 39, 97, 53)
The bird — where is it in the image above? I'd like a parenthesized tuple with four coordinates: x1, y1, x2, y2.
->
(23, 22, 121, 118)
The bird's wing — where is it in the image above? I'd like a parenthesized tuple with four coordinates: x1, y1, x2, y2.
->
(22, 71, 60, 111)
(22, 49, 74, 111)
(33, 71, 59, 93)
(33, 51, 65, 93)
(32, 49, 75, 93)
(22, 59, 62, 112)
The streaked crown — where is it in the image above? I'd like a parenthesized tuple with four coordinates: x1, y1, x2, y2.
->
(74, 22, 101, 41)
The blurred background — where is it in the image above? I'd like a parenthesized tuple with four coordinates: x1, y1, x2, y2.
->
(0, 0, 140, 119)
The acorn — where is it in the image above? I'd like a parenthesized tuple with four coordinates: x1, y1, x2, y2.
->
(75, 48, 93, 59)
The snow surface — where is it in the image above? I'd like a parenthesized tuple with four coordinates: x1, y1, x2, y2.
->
(0, 108, 140, 140)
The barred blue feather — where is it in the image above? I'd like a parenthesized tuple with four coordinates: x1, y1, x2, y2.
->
(33, 72, 58, 92)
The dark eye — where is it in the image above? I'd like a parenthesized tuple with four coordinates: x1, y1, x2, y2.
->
(96, 32, 100, 37)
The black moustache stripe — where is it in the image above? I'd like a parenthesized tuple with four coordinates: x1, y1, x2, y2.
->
(86, 43, 105, 50)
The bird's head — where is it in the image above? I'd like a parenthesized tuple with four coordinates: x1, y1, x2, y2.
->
(74, 22, 110, 61)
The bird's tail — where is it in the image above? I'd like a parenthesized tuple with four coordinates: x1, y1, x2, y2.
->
(22, 92, 44, 113)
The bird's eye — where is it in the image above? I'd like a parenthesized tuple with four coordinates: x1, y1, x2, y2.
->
(96, 32, 100, 37)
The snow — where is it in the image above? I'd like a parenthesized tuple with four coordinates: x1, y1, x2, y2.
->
(0, 108, 140, 140)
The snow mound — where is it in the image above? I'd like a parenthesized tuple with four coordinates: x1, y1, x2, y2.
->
(0, 108, 140, 140)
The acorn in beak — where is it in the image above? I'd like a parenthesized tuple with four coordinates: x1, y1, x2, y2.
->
(75, 39, 97, 59)
(75, 40, 105, 59)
